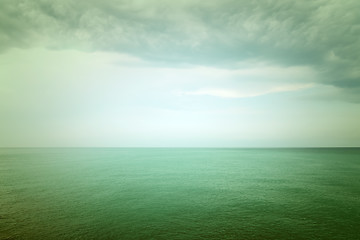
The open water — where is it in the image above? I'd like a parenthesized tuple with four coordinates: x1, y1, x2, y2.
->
(0, 148, 359, 239)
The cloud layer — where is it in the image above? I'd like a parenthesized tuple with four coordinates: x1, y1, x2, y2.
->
(1, 0, 360, 94)
(183, 84, 314, 99)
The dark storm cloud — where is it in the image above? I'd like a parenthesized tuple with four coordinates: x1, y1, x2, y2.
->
(1, 0, 359, 96)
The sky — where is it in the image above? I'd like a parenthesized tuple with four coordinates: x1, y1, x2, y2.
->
(1, 0, 360, 147)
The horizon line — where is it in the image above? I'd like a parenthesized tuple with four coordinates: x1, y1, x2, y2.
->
(1, 146, 359, 149)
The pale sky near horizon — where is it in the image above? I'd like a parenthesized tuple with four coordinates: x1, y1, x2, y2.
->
(1, 0, 360, 147)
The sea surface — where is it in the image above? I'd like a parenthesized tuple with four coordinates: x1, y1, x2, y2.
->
(0, 148, 359, 240)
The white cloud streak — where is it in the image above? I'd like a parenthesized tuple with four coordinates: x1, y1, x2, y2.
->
(182, 83, 314, 98)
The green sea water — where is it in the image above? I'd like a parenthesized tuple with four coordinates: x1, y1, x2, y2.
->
(0, 148, 359, 240)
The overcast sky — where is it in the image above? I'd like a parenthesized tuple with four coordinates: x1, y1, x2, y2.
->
(1, 0, 360, 147)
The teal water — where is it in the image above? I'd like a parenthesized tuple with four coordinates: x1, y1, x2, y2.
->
(0, 148, 359, 240)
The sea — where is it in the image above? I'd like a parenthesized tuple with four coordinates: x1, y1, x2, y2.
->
(0, 148, 359, 240)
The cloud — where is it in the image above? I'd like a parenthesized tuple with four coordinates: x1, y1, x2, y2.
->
(0, 0, 359, 100)
(182, 83, 314, 99)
